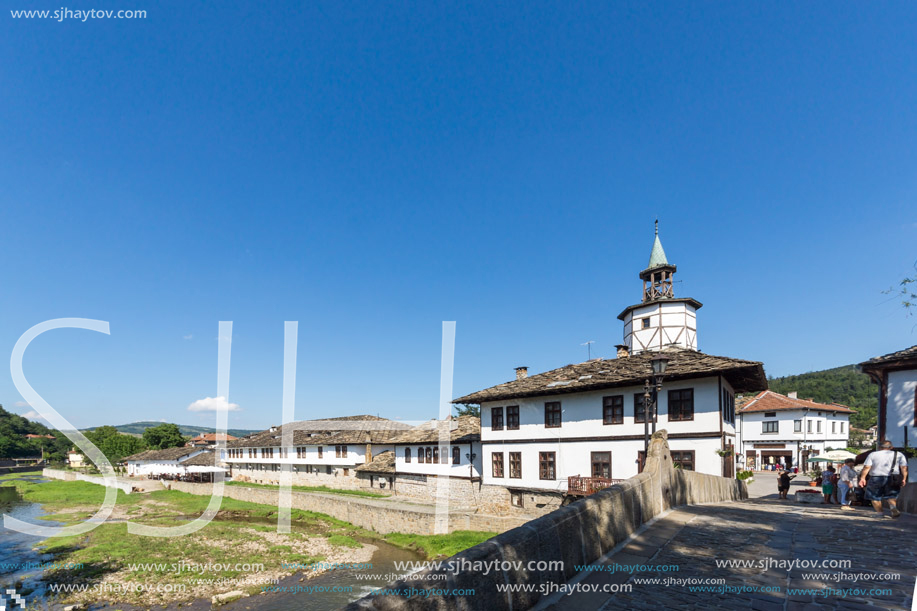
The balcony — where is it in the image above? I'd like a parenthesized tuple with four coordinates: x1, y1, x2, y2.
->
(566, 475, 624, 497)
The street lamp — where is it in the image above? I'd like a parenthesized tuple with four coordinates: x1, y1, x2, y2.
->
(643, 354, 670, 461)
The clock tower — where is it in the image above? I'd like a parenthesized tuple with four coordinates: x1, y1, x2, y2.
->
(618, 222, 702, 354)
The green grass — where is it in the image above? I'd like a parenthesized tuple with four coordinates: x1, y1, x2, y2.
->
(10, 479, 137, 512)
(0, 470, 43, 480)
(225, 480, 390, 498)
(17, 478, 496, 603)
(326, 534, 362, 548)
(383, 530, 497, 559)
(17, 480, 382, 603)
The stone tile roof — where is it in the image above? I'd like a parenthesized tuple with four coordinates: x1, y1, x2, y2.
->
(859, 345, 917, 371)
(354, 450, 395, 474)
(227, 415, 413, 449)
(125, 446, 199, 462)
(179, 450, 222, 467)
(737, 390, 855, 415)
(388, 415, 480, 444)
(453, 347, 767, 404)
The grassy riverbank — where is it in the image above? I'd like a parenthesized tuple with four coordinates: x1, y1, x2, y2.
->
(7, 478, 496, 606)
(0, 470, 42, 480)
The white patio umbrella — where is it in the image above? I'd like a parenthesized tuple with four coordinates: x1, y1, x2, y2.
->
(820, 450, 857, 461)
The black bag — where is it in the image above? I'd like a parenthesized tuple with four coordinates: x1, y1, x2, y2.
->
(889, 452, 904, 489)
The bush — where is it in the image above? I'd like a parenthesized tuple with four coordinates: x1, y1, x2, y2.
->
(736, 470, 754, 481)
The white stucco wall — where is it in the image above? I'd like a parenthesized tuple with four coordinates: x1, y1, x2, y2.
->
(394, 442, 482, 478)
(886, 370, 917, 448)
(221, 444, 392, 468)
(479, 375, 731, 487)
(623, 301, 698, 354)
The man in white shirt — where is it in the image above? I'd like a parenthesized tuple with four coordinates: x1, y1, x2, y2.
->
(838, 459, 857, 510)
(858, 440, 909, 518)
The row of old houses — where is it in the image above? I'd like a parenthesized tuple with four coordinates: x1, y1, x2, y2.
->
(125, 225, 916, 514)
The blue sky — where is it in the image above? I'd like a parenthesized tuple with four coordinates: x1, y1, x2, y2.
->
(1, 2, 915, 430)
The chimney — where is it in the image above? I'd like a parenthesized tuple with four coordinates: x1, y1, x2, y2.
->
(615, 344, 630, 358)
(787, 391, 798, 399)
(514, 366, 528, 380)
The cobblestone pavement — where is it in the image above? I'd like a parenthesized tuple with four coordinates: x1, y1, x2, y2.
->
(544, 496, 916, 611)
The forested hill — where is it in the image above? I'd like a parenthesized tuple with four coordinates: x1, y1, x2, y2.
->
(0, 404, 67, 459)
(767, 365, 877, 430)
(91, 421, 257, 438)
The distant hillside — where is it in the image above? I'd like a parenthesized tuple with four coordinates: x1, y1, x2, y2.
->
(0, 404, 72, 461)
(86, 421, 258, 438)
(767, 365, 877, 430)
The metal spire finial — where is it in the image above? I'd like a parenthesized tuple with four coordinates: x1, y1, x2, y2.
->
(655, 218, 658, 236)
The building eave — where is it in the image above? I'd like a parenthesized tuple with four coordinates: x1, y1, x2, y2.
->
(616, 297, 704, 321)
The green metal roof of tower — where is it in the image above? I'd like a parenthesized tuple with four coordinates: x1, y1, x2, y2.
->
(647, 221, 668, 269)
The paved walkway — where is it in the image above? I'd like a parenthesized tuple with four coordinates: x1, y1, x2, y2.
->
(543, 481, 916, 610)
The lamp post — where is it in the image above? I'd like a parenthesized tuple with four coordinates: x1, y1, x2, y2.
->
(643, 354, 670, 460)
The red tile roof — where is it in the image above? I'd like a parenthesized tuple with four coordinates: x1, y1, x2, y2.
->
(189, 433, 239, 442)
(738, 390, 855, 414)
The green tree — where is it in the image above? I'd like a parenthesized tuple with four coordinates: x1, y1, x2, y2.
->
(886, 262, 917, 314)
(453, 404, 480, 418)
(768, 365, 878, 430)
(85, 425, 147, 465)
(142, 423, 186, 450)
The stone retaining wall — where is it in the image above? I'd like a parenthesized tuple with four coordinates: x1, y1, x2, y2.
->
(166, 481, 529, 535)
(345, 430, 747, 611)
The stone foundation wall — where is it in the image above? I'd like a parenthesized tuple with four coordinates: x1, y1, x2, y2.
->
(385, 474, 482, 508)
(345, 430, 747, 611)
(167, 480, 529, 536)
(477, 484, 564, 517)
(229, 465, 365, 490)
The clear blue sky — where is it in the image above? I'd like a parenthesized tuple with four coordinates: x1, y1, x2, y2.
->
(1, 2, 915, 430)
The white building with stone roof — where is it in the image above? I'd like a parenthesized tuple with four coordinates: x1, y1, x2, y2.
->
(453, 224, 768, 513)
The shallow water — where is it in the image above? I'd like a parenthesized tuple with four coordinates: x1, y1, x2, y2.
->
(0, 480, 63, 609)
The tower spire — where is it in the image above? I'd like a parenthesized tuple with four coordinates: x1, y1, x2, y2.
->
(641, 222, 675, 302)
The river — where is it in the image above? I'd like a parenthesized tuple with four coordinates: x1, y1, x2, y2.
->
(0, 476, 421, 611)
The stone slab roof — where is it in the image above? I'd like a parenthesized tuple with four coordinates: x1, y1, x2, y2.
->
(858, 345, 917, 371)
(180, 450, 222, 467)
(738, 390, 855, 415)
(227, 415, 413, 449)
(125, 446, 199, 462)
(388, 415, 480, 444)
(453, 347, 767, 404)
(354, 450, 395, 474)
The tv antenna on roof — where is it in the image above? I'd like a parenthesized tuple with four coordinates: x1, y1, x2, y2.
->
(581, 341, 595, 360)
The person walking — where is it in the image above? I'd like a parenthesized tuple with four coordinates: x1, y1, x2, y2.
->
(858, 440, 909, 518)
(777, 469, 795, 500)
(838, 459, 857, 510)
(821, 465, 836, 504)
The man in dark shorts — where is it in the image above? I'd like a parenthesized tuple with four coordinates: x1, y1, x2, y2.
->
(859, 440, 909, 518)
(777, 469, 795, 499)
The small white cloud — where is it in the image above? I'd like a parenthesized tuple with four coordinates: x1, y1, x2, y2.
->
(183, 334, 193, 340)
(14, 401, 30, 408)
(187, 396, 240, 412)
(23, 410, 47, 422)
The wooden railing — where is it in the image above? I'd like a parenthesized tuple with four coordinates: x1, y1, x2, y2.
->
(566, 475, 624, 497)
